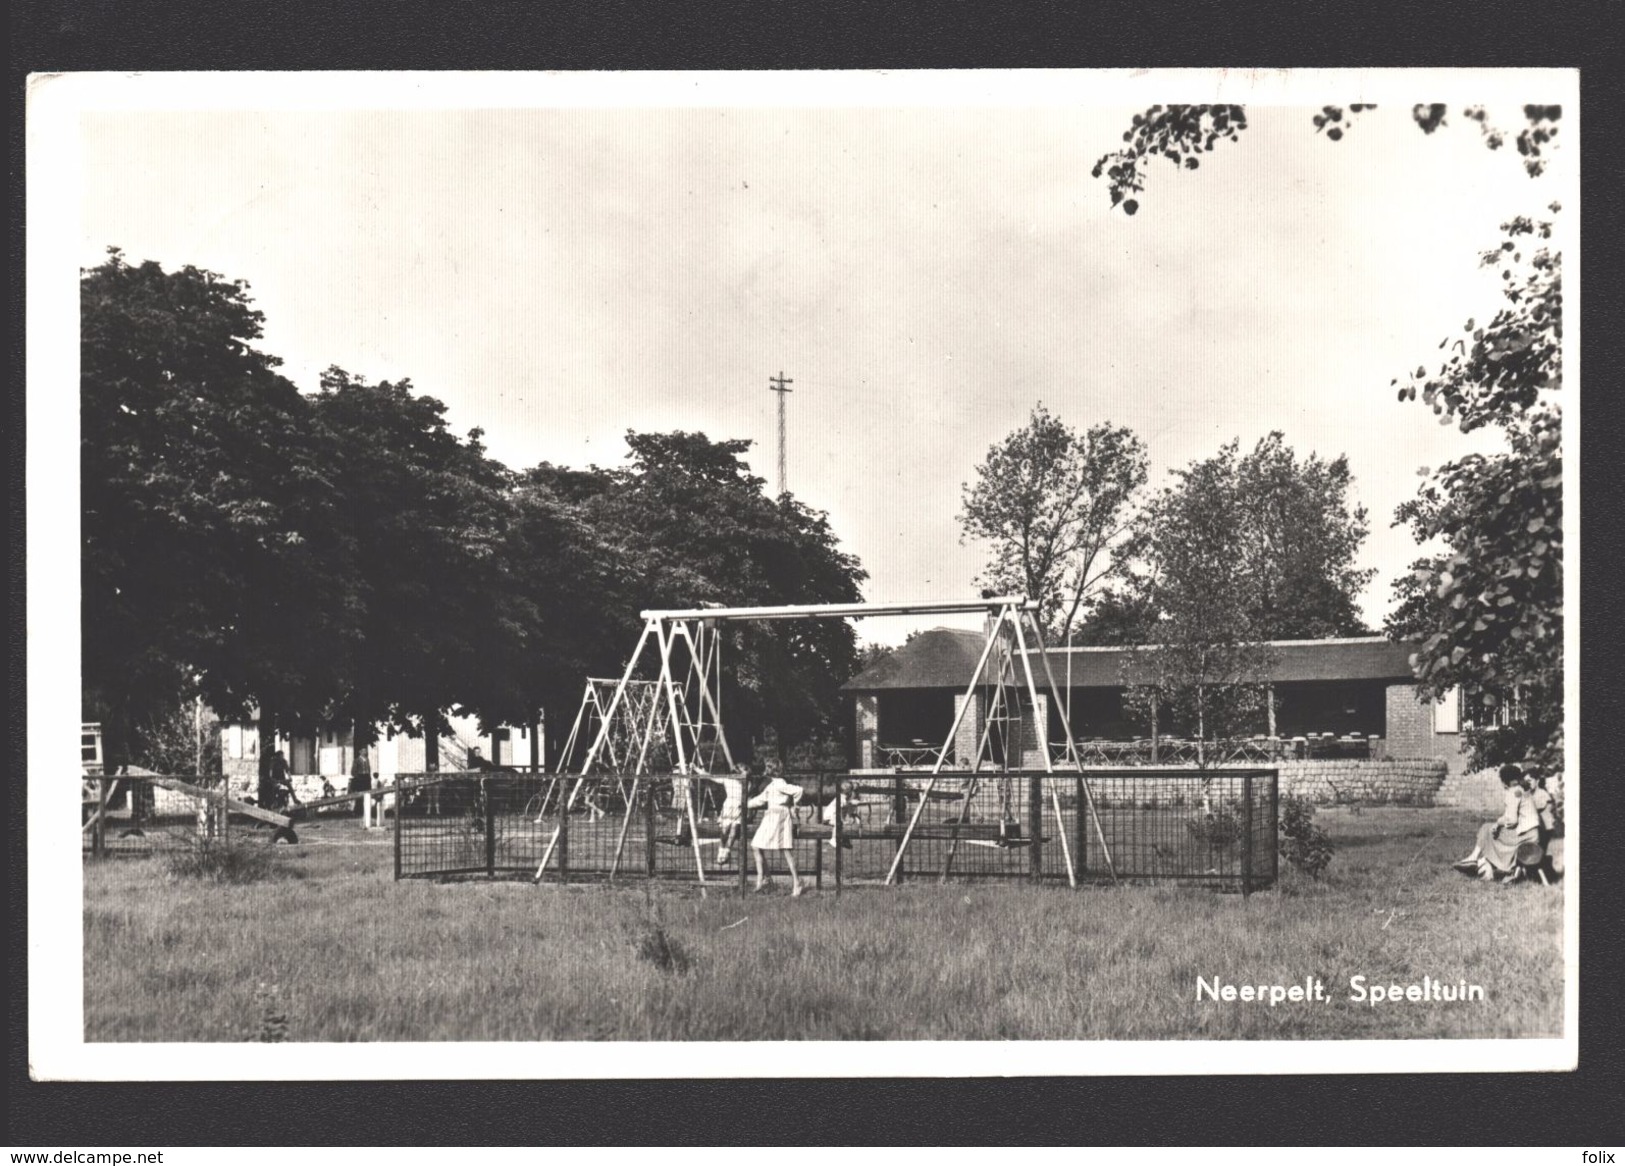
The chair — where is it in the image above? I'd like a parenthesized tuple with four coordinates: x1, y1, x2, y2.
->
(1512, 840, 1550, 885)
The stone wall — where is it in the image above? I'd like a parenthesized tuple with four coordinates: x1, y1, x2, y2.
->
(1075, 760, 1447, 809)
(1277, 759, 1447, 805)
(1433, 766, 1567, 813)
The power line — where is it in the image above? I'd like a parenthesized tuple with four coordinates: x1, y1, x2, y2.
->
(768, 370, 793, 497)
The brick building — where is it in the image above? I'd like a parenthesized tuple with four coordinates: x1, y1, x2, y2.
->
(844, 630, 1469, 774)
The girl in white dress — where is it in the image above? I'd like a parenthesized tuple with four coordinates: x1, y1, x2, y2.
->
(713, 767, 747, 865)
(748, 768, 805, 896)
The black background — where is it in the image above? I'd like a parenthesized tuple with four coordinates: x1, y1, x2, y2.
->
(10, 0, 1625, 1147)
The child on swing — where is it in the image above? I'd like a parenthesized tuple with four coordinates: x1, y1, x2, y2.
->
(748, 757, 805, 896)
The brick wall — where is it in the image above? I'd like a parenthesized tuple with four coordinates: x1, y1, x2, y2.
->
(854, 694, 879, 769)
(1384, 683, 1469, 774)
(1020, 694, 1047, 769)
(953, 693, 982, 767)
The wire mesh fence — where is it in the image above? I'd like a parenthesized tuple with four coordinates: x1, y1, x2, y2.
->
(1065, 768, 1278, 889)
(392, 768, 1278, 892)
(82, 774, 225, 856)
(80, 773, 327, 855)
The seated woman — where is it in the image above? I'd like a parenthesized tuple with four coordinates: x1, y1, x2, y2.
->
(1525, 768, 1563, 877)
(1453, 764, 1540, 881)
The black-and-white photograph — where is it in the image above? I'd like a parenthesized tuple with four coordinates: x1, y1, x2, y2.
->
(27, 69, 1577, 1078)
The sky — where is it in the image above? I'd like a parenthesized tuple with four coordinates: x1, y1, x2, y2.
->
(71, 74, 1571, 646)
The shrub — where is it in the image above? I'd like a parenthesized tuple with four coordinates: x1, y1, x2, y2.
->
(635, 925, 691, 975)
(1278, 794, 1334, 878)
(165, 839, 284, 884)
(1185, 802, 1243, 848)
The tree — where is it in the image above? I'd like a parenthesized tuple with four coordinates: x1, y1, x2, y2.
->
(1091, 433, 1374, 643)
(1093, 103, 1562, 213)
(81, 250, 356, 773)
(958, 405, 1148, 643)
(500, 463, 648, 753)
(1234, 433, 1374, 638)
(1386, 209, 1563, 771)
(549, 431, 870, 764)
(126, 698, 222, 778)
(310, 368, 527, 755)
(1120, 446, 1278, 765)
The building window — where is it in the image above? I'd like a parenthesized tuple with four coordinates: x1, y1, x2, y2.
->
(81, 726, 102, 766)
(1434, 688, 1460, 734)
(1462, 686, 1525, 731)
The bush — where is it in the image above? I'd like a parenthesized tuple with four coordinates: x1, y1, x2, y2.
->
(635, 925, 692, 975)
(165, 839, 284, 884)
(1278, 794, 1334, 878)
(1185, 802, 1243, 848)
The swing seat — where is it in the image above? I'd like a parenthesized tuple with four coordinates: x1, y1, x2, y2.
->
(850, 785, 960, 802)
(962, 833, 1035, 849)
(657, 822, 721, 845)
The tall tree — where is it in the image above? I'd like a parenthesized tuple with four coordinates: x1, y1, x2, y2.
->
(1386, 209, 1564, 770)
(1085, 433, 1374, 645)
(958, 405, 1148, 643)
(1121, 446, 1277, 764)
(81, 250, 355, 772)
(310, 368, 522, 753)
(500, 464, 647, 755)
(574, 431, 869, 761)
(1235, 432, 1374, 638)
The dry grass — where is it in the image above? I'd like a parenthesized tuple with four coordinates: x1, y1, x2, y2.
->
(83, 808, 1564, 1041)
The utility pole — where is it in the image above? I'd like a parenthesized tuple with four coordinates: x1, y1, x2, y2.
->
(768, 370, 793, 497)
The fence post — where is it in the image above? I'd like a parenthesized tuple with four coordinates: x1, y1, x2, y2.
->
(893, 774, 906, 883)
(392, 780, 402, 881)
(645, 778, 657, 881)
(834, 774, 843, 897)
(484, 776, 497, 878)
(1269, 767, 1280, 887)
(94, 778, 108, 859)
(560, 780, 571, 885)
(1029, 773, 1042, 883)
(1242, 771, 1254, 897)
(738, 789, 749, 898)
(813, 773, 824, 891)
(1074, 776, 1086, 884)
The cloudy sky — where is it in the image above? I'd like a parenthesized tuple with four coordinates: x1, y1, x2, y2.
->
(68, 72, 1571, 645)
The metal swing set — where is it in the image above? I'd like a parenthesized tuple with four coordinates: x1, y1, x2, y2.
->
(531, 594, 1116, 888)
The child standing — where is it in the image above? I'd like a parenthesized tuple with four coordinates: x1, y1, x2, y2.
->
(748, 764, 805, 896)
(714, 767, 747, 865)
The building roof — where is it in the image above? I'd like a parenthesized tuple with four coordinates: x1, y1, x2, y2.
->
(844, 628, 992, 691)
(842, 631, 1417, 692)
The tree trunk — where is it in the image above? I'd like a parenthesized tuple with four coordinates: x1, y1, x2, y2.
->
(257, 706, 278, 785)
(424, 713, 439, 773)
(1196, 690, 1206, 769)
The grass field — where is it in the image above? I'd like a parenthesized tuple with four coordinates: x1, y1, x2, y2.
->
(82, 807, 1564, 1041)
